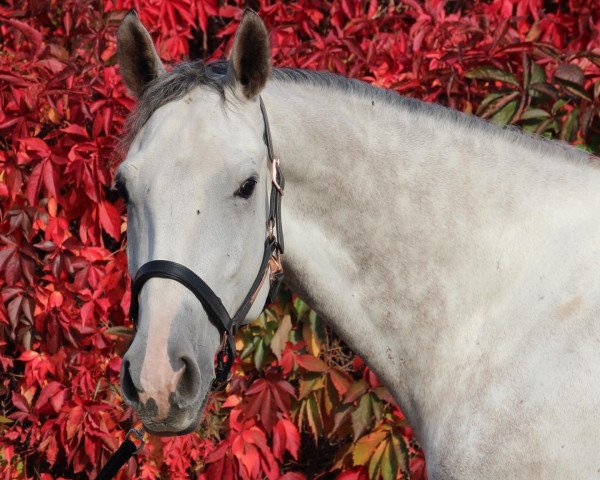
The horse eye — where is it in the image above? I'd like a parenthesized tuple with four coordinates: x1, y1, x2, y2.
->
(236, 178, 257, 199)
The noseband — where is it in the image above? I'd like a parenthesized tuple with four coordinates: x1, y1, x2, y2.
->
(128, 97, 284, 390)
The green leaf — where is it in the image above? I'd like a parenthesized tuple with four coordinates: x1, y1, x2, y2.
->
(353, 429, 388, 466)
(351, 394, 373, 441)
(308, 309, 323, 339)
(520, 108, 550, 120)
(299, 375, 320, 400)
(391, 432, 410, 474)
(478, 92, 519, 119)
(332, 403, 353, 436)
(240, 336, 259, 359)
(522, 55, 531, 89)
(269, 314, 292, 360)
(492, 100, 518, 124)
(476, 92, 503, 116)
(531, 62, 546, 84)
(306, 395, 323, 442)
(254, 310, 268, 328)
(371, 395, 384, 423)
(367, 441, 387, 480)
(522, 120, 545, 133)
(465, 66, 520, 87)
(575, 143, 594, 153)
(254, 338, 265, 370)
(344, 379, 369, 403)
(529, 82, 559, 100)
(381, 443, 398, 480)
(555, 77, 592, 101)
(294, 297, 310, 320)
(296, 400, 306, 432)
(560, 108, 579, 142)
(552, 98, 568, 115)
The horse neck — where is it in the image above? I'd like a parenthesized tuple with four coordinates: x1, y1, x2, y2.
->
(260, 79, 600, 434)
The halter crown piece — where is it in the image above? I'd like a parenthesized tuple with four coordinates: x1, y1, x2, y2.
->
(128, 96, 284, 390)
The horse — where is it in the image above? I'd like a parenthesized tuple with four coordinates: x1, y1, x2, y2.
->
(115, 9, 600, 478)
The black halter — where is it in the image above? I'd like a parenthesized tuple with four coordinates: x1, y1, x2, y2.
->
(128, 96, 284, 390)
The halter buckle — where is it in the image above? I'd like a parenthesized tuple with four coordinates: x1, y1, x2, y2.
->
(269, 250, 283, 278)
(267, 249, 285, 303)
(271, 158, 284, 195)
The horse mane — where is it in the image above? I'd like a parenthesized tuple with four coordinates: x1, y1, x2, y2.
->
(272, 67, 593, 165)
(121, 60, 593, 165)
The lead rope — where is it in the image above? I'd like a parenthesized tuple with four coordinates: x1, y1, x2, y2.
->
(94, 427, 145, 480)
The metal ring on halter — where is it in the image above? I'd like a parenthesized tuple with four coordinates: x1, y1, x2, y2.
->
(125, 427, 145, 454)
(271, 158, 283, 195)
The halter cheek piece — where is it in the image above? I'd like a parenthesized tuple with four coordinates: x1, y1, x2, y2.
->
(128, 97, 284, 391)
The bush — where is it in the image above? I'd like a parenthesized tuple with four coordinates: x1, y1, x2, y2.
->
(0, 1, 598, 479)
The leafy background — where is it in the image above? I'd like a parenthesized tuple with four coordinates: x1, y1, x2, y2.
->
(0, 0, 598, 479)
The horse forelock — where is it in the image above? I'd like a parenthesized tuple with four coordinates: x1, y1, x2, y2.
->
(120, 60, 229, 155)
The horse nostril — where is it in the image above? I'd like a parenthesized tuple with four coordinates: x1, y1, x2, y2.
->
(121, 359, 141, 406)
(176, 357, 201, 407)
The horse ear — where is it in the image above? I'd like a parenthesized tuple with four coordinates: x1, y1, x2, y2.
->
(117, 10, 165, 98)
(229, 9, 271, 99)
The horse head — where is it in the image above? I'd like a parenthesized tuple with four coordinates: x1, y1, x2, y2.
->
(116, 10, 277, 435)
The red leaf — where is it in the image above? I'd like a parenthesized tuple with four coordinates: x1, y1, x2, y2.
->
(67, 405, 84, 440)
(42, 160, 59, 199)
(80, 301, 95, 324)
(280, 473, 307, 480)
(12, 391, 30, 412)
(295, 354, 327, 372)
(98, 201, 122, 241)
(330, 368, 352, 395)
(50, 387, 67, 412)
(273, 418, 300, 460)
(44, 435, 58, 466)
(20, 137, 50, 158)
(26, 162, 43, 205)
(344, 380, 369, 403)
(335, 467, 369, 480)
(0, 246, 15, 269)
(7, 19, 43, 58)
(18, 350, 40, 362)
(35, 381, 63, 411)
(61, 124, 89, 139)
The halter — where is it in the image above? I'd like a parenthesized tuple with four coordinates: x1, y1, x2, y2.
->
(128, 96, 284, 391)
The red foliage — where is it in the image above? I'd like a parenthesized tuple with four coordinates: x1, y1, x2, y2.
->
(0, 0, 598, 479)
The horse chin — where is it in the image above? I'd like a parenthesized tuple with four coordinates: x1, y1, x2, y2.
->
(143, 420, 199, 437)
(139, 390, 210, 437)
(140, 408, 202, 437)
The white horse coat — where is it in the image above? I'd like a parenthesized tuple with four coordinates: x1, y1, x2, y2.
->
(117, 10, 600, 478)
